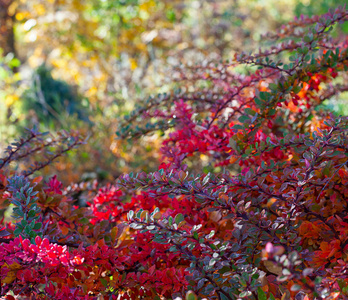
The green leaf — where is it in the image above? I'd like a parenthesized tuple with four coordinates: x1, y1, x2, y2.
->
(229, 138, 237, 151)
(244, 108, 256, 116)
(80, 217, 89, 224)
(24, 225, 32, 235)
(127, 210, 134, 220)
(33, 222, 42, 230)
(100, 278, 108, 287)
(304, 35, 311, 43)
(290, 284, 301, 292)
(14, 228, 22, 236)
(20, 220, 27, 227)
(9, 58, 20, 68)
(255, 98, 262, 107)
(259, 92, 269, 100)
(292, 86, 302, 94)
(315, 276, 322, 284)
(268, 83, 278, 91)
(207, 230, 215, 238)
(269, 109, 276, 116)
(233, 124, 244, 130)
(257, 287, 267, 300)
(169, 246, 177, 252)
(28, 209, 36, 218)
(12, 199, 22, 207)
(13, 207, 24, 217)
(239, 277, 247, 287)
(186, 291, 197, 300)
(174, 213, 184, 225)
(219, 292, 230, 300)
(238, 115, 251, 123)
(239, 291, 252, 298)
(337, 279, 346, 290)
(29, 230, 37, 238)
(153, 237, 168, 244)
(209, 258, 217, 267)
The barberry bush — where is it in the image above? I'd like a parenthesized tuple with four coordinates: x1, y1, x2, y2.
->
(1, 6, 348, 300)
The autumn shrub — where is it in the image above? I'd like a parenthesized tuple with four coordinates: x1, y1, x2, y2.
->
(7, 0, 347, 188)
(1, 6, 348, 300)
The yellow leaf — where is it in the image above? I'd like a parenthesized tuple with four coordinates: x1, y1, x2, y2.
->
(129, 58, 137, 70)
(5, 94, 19, 106)
(16, 12, 26, 21)
(1, 262, 21, 284)
(8, 2, 18, 16)
(33, 4, 46, 16)
(280, 290, 291, 300)
(111, 226, 118, 242)
(139, 0, 156, 12)
(153, 212, 162, 220)
(140, 210, 149, 220)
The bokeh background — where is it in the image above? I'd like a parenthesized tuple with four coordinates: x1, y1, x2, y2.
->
(1, 0, 347, 185)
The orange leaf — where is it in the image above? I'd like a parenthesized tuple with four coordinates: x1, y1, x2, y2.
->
(218, 192, 229, 202)
(32, 176, 43, 184)
(97, 239, 106, 247)
(60, 225, 69, 236)
(229, 155, 238, 164)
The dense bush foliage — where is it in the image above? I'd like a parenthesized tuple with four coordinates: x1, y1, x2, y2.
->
(21, 65, 90, 127)
(1, 5, 348, 300)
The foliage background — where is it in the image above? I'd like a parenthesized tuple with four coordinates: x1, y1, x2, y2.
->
(0, 0, 347, 185)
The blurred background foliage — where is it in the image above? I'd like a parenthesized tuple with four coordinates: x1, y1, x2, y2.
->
(0, 0, 347, 185)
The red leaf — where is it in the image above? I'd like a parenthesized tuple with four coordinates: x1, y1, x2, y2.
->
(148, 264, 156, 276)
